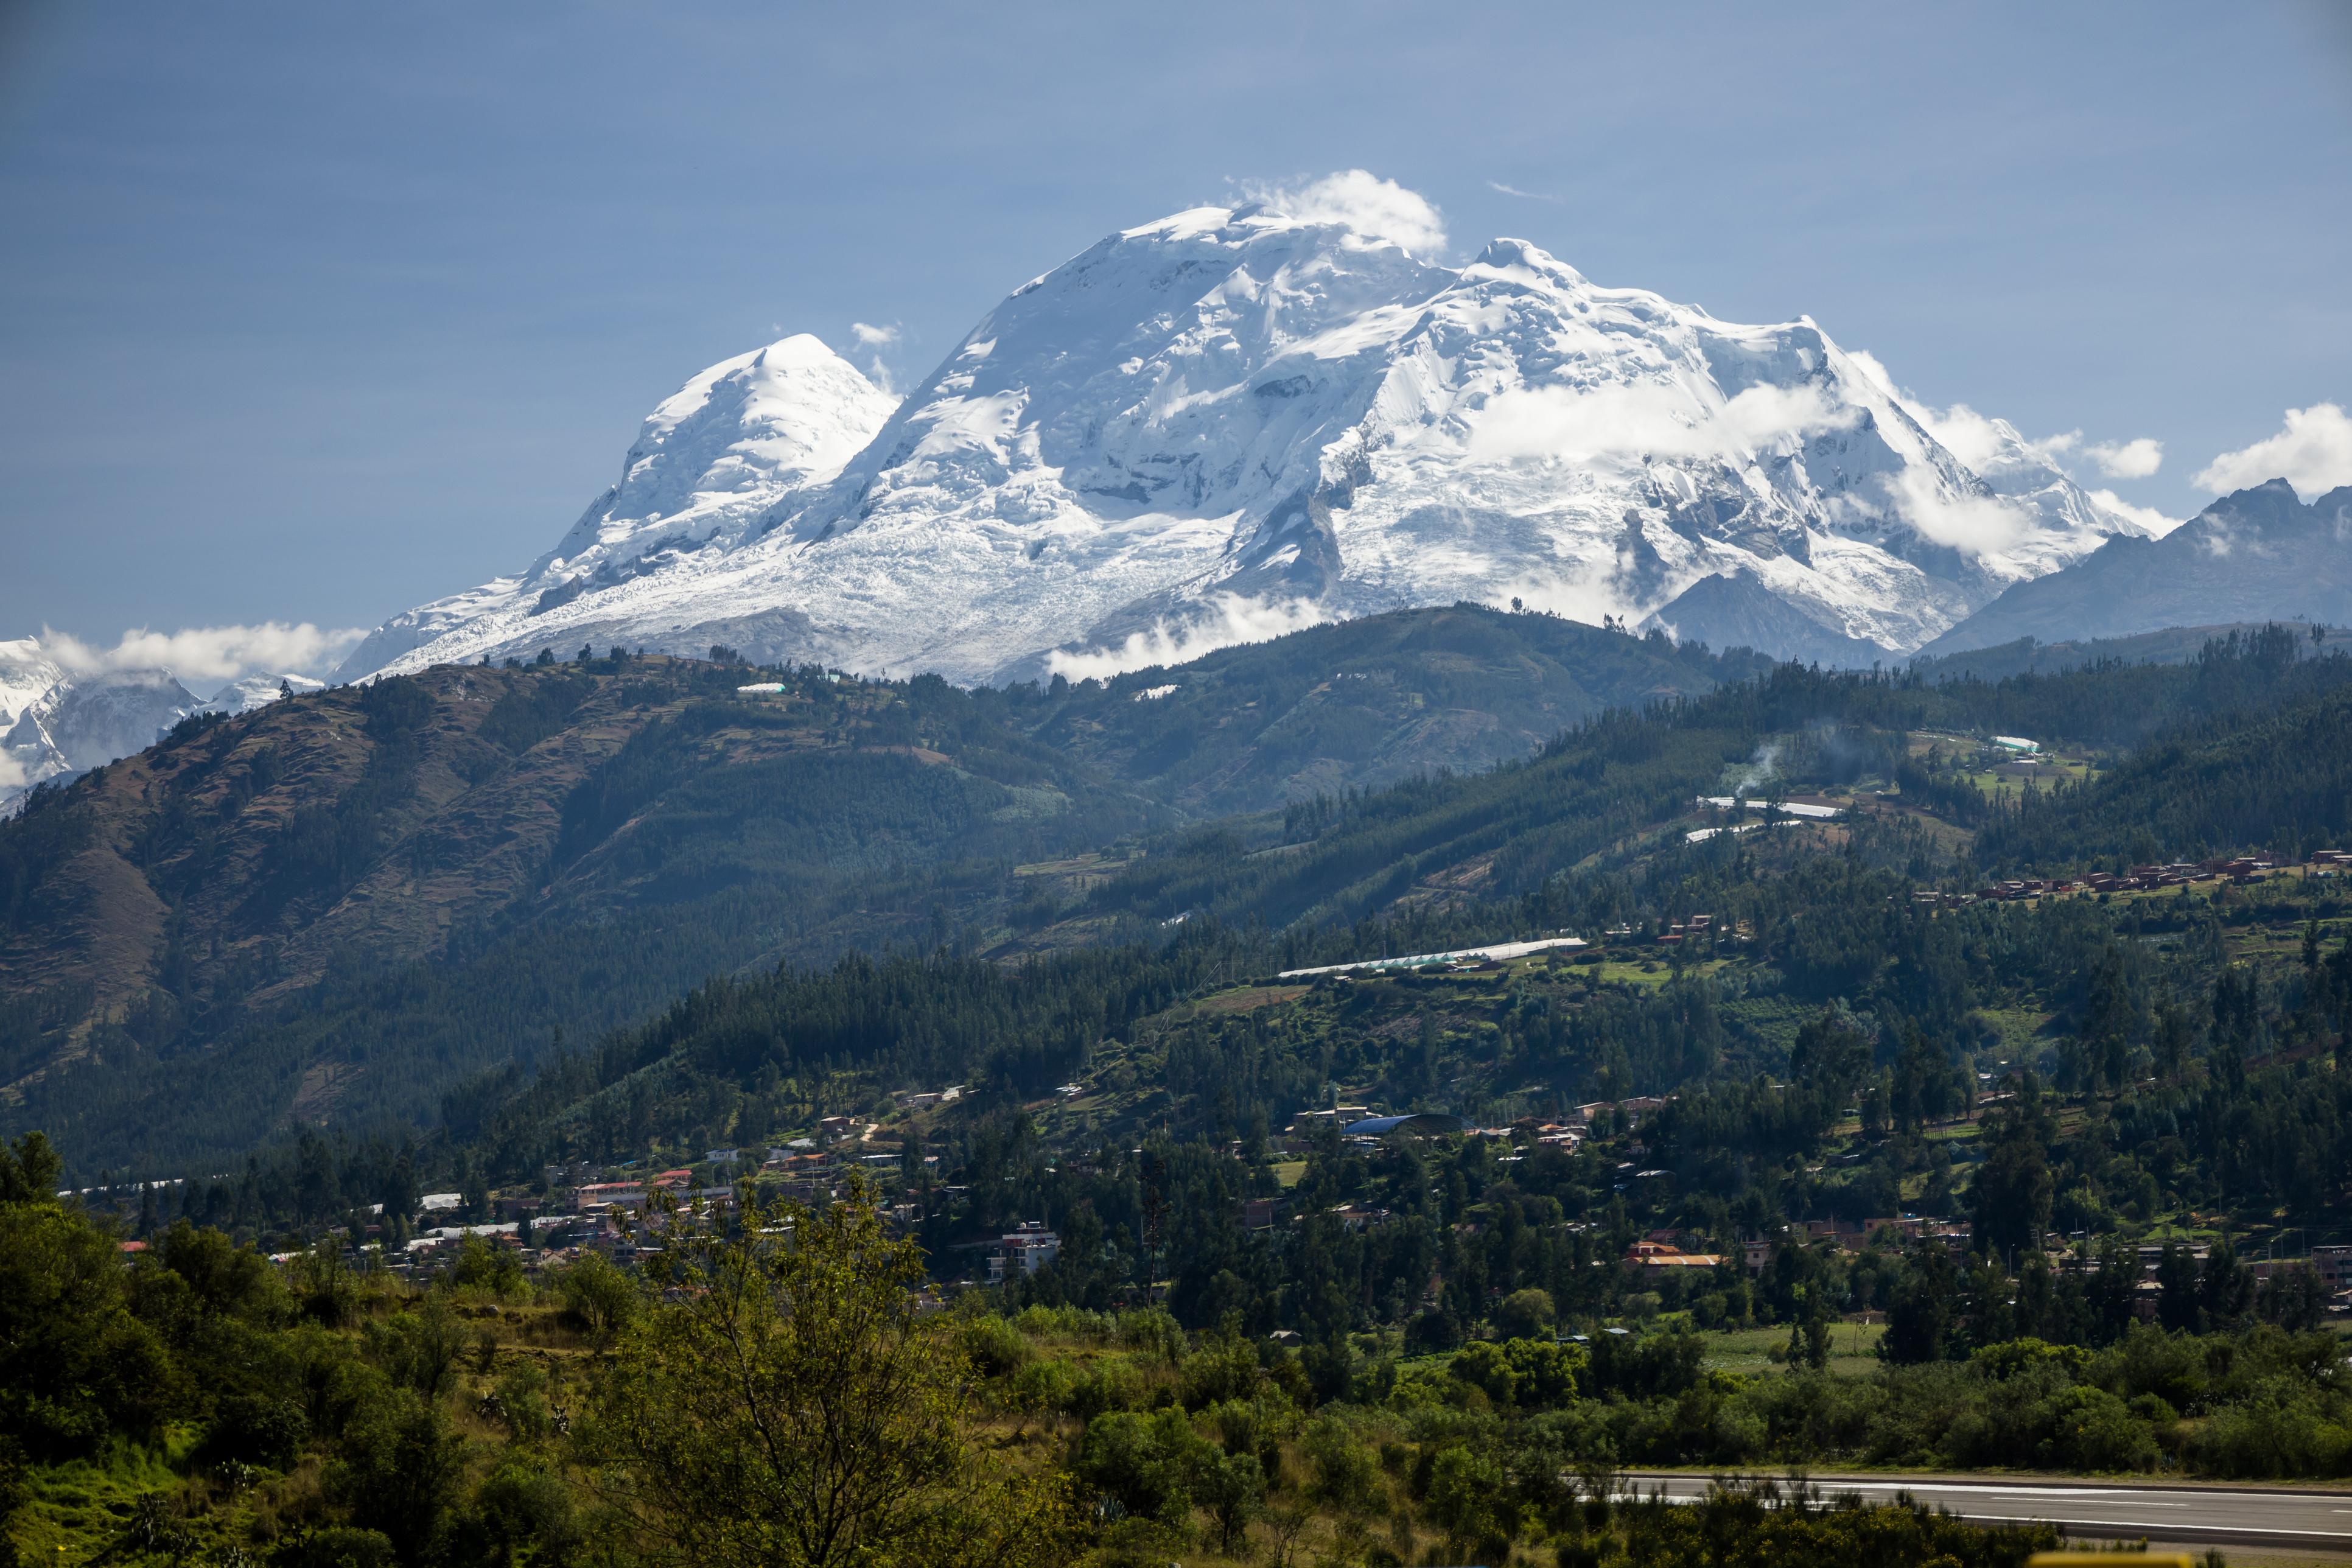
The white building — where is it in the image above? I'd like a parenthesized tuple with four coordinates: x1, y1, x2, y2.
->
(988, 1220, 1060, 1284)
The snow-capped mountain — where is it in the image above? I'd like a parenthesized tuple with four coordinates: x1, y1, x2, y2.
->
(337, 335, 900, 676)
(0, 639, 67, 734)
(205, 671, 327, 715)
(0, 639, 324, 814)
(346, 199, 2154, 685)
(1, 667, 201, 812)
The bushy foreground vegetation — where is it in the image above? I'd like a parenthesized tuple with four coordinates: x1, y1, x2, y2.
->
(1, 1144, 2118, 1568)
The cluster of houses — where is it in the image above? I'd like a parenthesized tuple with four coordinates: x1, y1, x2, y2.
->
(1974, 858, 2290, 901)
(1653, 915, 1714, 946)
(1619, 1219, 1978, 1281)
(1275, 1096, 1671, 1159)
(1898, 852, 2323, 909)
(1617, 1223, 2352, 1322)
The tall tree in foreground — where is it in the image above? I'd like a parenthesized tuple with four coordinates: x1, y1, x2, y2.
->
(581, 1177, 1073, 1568)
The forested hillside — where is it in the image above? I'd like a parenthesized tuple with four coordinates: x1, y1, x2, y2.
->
(0, 610, 1773, 1174)
(0, 653, 1166, 1170)
(7, 621, 2350, 1181)
(1028, 603, 1775, 814)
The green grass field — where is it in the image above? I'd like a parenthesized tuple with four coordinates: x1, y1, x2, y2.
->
(1703, 1320, 1888, 1380)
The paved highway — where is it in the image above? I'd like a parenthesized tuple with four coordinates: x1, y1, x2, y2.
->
(1623, 1472, 2352, 1552)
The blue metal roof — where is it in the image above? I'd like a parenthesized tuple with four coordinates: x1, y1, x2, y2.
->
(1343, 1113, 1467, 1136)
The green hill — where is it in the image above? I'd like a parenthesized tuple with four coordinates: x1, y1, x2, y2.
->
(7, 620, 2351, 1181)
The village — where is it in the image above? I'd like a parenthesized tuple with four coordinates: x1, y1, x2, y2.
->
(300, 1074, 2352, 1342)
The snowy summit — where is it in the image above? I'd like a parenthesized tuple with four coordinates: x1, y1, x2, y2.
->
(341, 187, 2151, 685)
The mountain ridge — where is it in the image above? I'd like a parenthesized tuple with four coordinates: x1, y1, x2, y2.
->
(1918, 480, 2352, 655)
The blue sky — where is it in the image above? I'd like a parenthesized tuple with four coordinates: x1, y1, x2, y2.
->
(1, 1, 2347, 670)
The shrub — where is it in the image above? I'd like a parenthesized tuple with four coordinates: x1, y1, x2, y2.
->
(267, 1528, 396, 1568)
(1493, 1287, 1556, 1341)
(1067, 1359, 1144, 1419)
(200, 1394, 307, 1469)
(2186, 1386, 2352, 1478)
(441, 1458, 581, 1567)
(328, 1390, 465, 1564)
(1077, 1407, 1215, 1525)
(1008, 1357, 1072, 1415)
(1116, 1308, 1185, 1362)
(1301, 1413, 1383, 1512)
(363, 1298, 467, 1399)
(2039, 1386, 2157, 1472)
(552, 1251, 638, 1342)
(958, 1313, 1031, 1377)
(450, 1234, 525, 1299)
(2091, 1323, 2208, 1412)
(1177, 1329, 1259, 1410)
(492, 1365, 554, 1445)
(1194, 1449, 1264, 1553)
(1421, 1445, 1514, 1561)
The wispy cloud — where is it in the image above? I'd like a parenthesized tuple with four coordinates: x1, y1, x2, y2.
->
(1486, 180, 1557, 201)
(2085, 436, 2163, 479)
(1468, 379, 1858, 465)
(2086, 487, 2185, 537)
(1240, 170, 1448, 256)
(1901, 400, 2073, 474)
(1849, 348, 2166, 493)
(37, 621, 365, 685)
(848, 321, 905, 394)
(1045, 594, 1332, 682)
(2193, 404, 2352, 499)
(1885, 467, 2032, 557)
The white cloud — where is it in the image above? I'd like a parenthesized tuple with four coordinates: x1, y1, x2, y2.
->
(1468, 379, 1857, 465)
(1242, 170, 1448, 256)
(1842, 348, 1902, 401)
(2085, 436, 2163, 479)
(1045, 594, 1332, 682)
(1718, 383, 1860, 450)
(37, 622, 366, 685)
(1903, 402, 2006, 471)
(2086, 488, 2186, 537)
(2192, 404, 2352, 499)
(1902, 401, 2074, 475)
(1849, 350, 2165, 488)
(1886, 466, 2032, 557)
(847, 322, 905, 395)
(1486, 180, 1556, 201)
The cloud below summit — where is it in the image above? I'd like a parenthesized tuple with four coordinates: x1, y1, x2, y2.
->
(1468, 380, 1857, 466)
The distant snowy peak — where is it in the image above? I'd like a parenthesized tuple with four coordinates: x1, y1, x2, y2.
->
(0, 638, 66, 730)
(348, 196, 2146, 684)
(2, 666, 201, 815)
(334, 335, 897, 677)
(548, 333, 900, 564)
(206, 671, 326, 715)
(0, 658, 332, 816)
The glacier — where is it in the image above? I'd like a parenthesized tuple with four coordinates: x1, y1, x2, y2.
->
(343, 198, 2152, 687)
